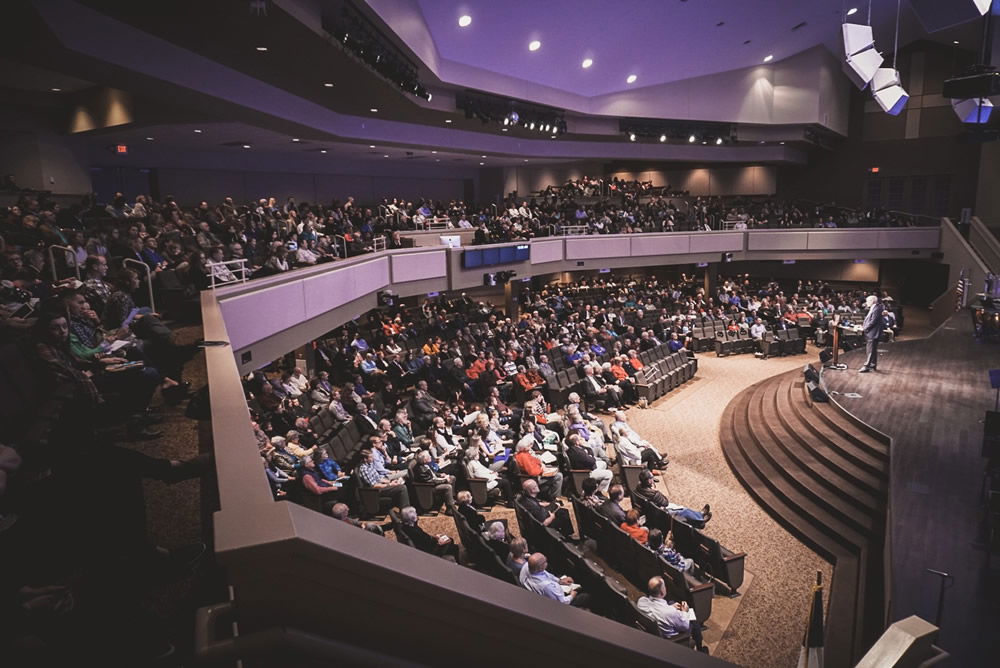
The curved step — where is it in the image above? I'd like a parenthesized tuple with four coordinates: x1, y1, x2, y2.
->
(776, 379, 886, 502)
(758, 377, 882, 525)
(727, 380, 868, 555)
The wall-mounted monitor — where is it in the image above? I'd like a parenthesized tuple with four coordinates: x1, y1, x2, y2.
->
(463, 244, 530, 269)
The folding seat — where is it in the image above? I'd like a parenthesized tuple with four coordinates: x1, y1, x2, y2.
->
(692, 529, 747, 595)
(736, 329, 753, 354)
(714, 330, 731, 357)
(787, 327, 807, 354)
(639, 350, 652, 366)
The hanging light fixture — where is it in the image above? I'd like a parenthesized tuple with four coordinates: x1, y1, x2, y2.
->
(872, 0, 908, 115)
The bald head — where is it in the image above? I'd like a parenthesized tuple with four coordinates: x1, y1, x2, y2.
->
(527, 552, 548, 574)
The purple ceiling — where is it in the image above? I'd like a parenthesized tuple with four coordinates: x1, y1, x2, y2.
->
(413, 0, 856, 97)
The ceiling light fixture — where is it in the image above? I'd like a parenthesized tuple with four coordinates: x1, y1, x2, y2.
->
(688, 134, 696, 143)
(370, 108, 378, 112)
(843, 23, 883, 89)
(479, 162, 485, 165)
(626, 74, 637, 84)
(529, 122, 535, 130)
(953, 40, 960, 45)
(582, 58, 593, 69)
(383, 154, 389, 158)
(502, 128, 509, 132)
(550, 135, 556, 139)
(432, 150, 438, 154)
(846, 7, 858, 16)
(716, 137, 724, 145)
(445, 119, 452, 123)
(50, 87, 61, 92)
(779, 141, 786, 145)
(242, 144, 251, 149)
(458, 15, 472, 27)
(145, 137, 154, 141)
(529, 40, 541, 51)
(659, 134, 667, 142)
(524, 159, 529, 162)
(369, 145, 375, 148)
(291, 138, 300, 142)
(320, 149, 327, 154)
(629, 133, 636, 141)
(256, 46, 268, 51)
(193, 129, 203, 133)
(324, 82, 334, 87)
(952, 97, 994, 123)
(763, 54, 774, 62)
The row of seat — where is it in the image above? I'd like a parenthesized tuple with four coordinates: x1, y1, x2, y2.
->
(633, 350, 697, 402)
(710, 326, 808, 358)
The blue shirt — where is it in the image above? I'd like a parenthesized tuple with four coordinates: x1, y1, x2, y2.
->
(519, 564, 571, 604)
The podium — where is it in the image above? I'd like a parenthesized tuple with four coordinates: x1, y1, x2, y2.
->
(824, 324, 863, 371)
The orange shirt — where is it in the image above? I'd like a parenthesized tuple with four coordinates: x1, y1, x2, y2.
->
(621, 522, 649, 544)
(515, 451, 543, 476)
(629, 357, 644, 371)
(610, 364, 629, 381)
(466, 358, 486, 380)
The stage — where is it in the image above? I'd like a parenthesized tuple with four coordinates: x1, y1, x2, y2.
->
(822, 312, 1000, 666)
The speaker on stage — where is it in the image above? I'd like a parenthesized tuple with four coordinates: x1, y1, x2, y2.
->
(819, 348, 834, 365)
(806, 380, 829, 403)
(803, 364, 820, 384)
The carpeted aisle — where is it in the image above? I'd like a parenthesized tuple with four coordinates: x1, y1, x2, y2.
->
(625, 350, 834, 667)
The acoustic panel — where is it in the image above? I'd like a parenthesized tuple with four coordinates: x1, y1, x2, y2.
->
(689, 233, 744, 253)
(531, 239, 564, 264)
(392, 250, 447, 282)
(566, 237, 631, 260)
(630, 234, 691, 256)
(747, 231, 809, 251)
(808, 230, 880, 250)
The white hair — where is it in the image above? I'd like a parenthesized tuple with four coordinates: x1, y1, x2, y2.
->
(400, 506, 418, 524)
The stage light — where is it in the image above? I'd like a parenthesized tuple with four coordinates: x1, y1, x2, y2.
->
(659, 134, 667, 142)
(145, 136, 154, 141)
(509, 111, 519, 123)
(503, 117, 509, 125)
(952, 97, 994, 123)
(194, 129, 203, 133)
(529, 40, 541, 51)
(846, 7, 858, 16)
(529, 122, 535, 130)
(324, 82, 334, 87)
(582, 58, 593, 69)
(626, 74, 637, 84)
(242, 144, 251, 149)
(445, 119, 452, 123)
(629, 133, 636, 141)
(872, 68, 908, 115)
(688, 134, 696, 143)
(763, 54, 773, 62)
(716, 137, 724, 145)
(370, 107, 378, 113)
(256, 46, 268, 52)
(320, 149, 327, 154)
(458, 15, 471, 27)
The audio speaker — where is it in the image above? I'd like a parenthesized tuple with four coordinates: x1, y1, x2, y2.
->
(803, 364, 820, 383)
(819, 348, 834, 364)
(806, 380, 829, 403)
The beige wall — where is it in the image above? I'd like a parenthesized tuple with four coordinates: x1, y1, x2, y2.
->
(607, 165, 776, 196)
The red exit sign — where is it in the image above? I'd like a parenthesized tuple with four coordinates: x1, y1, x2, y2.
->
(868, 166, 880, 173)
(115, 144, 128, 154)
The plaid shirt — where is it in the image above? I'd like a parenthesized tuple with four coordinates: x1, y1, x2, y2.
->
(357, 461, 384, 488)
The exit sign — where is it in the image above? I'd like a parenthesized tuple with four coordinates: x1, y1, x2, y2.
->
(115, 144, 128, 154)
(868, 166, 879, 173)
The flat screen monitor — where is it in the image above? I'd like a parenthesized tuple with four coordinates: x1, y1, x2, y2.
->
(439, 235, 461, 248)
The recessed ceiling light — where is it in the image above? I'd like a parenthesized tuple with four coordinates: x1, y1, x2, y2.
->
(370, 108, 378, 113)
(953, 40, 960, 45)
(626, 74, 637, 84)
(481, 155, 487, 158)
(479, 162, 485, 165)
(458, 15, 472, 27)
(659, 134, 667, 142)
(242, 144, 251, 149)
(779, 141, 786, 145)
(702, 141, 707, 145)
(502, 128, 508, 132)
(369, 145, 375, 148)
(193, 129, 203, 133)
(445, 119, 452, 123)
(291, 138, 300, 142)
(763, 54, 774, 62)
(550, 135, 556, 139)
(688, 135, 696, 143)
(320, 149, 327, 154)
(524, 159, 529, 162)
(256, 46, 268, 52)
(529, 40, 541, 51)
(145, 136, 154, 141)
(582, 58, 593, 69)
(846, 7, 858, 16)
(629, 133, 636, 141)
(50, 87, 61, 92)
(759, 140, 765, 144)
(431, 150, 438, 154)
(323, 82, 334, 87)
(383, 154, 389, 158)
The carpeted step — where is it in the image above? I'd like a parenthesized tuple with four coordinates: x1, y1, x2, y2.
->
(807, 384, 889, 463)
(760, 377, 883, 523)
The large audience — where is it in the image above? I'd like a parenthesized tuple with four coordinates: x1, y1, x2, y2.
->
(0, 181, 907, 661)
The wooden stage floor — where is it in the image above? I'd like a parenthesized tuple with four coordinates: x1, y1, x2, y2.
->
(823, 312, 1000, 667)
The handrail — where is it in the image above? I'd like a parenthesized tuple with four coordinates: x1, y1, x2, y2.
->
(206, 258, 248, 288)
(122, 258, 155, 312)
(47, 244, 79, 282)
(969, 217, 1000, 273)
(371, 235, 386, 253)
(331, 234, 348, 259)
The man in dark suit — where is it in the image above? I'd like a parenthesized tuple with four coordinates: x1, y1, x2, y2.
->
(519, 479, 575, 538)
(860, 295, 884, 373)
(455, 490, 485, 532)
(397, 506, 458, 559)
(598, 484, 627, 526)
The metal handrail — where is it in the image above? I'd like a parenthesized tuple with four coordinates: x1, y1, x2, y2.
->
(331, 234, 349, 259)
(372, 235, 386, 253)
(122, 258, 156, 312)
(47, 244, 79, 282)
(207, 258, 248, 289)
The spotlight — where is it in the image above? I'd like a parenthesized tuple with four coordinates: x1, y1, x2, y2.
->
(716, 137, 724, 145)
(509, 111, 519, 123)
(458, 15, 472, 27)
(659, 134, 667, 142)
(626, 74, 637, 84)
(763, 54, 774, 63)
(503, 118, 509, 125)
(871, 68, 909, 115)
(846, 7, 858, 16)
(952, 97, 993, 123)
(529, 122, 535, 130)
(582, 58, 593, 69)
(529, 40, 541, 51)
(629, 133, 636, 141)
(688, 134, 696, 143)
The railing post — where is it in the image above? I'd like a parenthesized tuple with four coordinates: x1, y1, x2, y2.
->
(47, 244, 79, 282)
(122, 258, 155, 312)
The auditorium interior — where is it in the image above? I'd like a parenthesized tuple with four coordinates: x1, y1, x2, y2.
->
(4, 1, 1000, 666)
